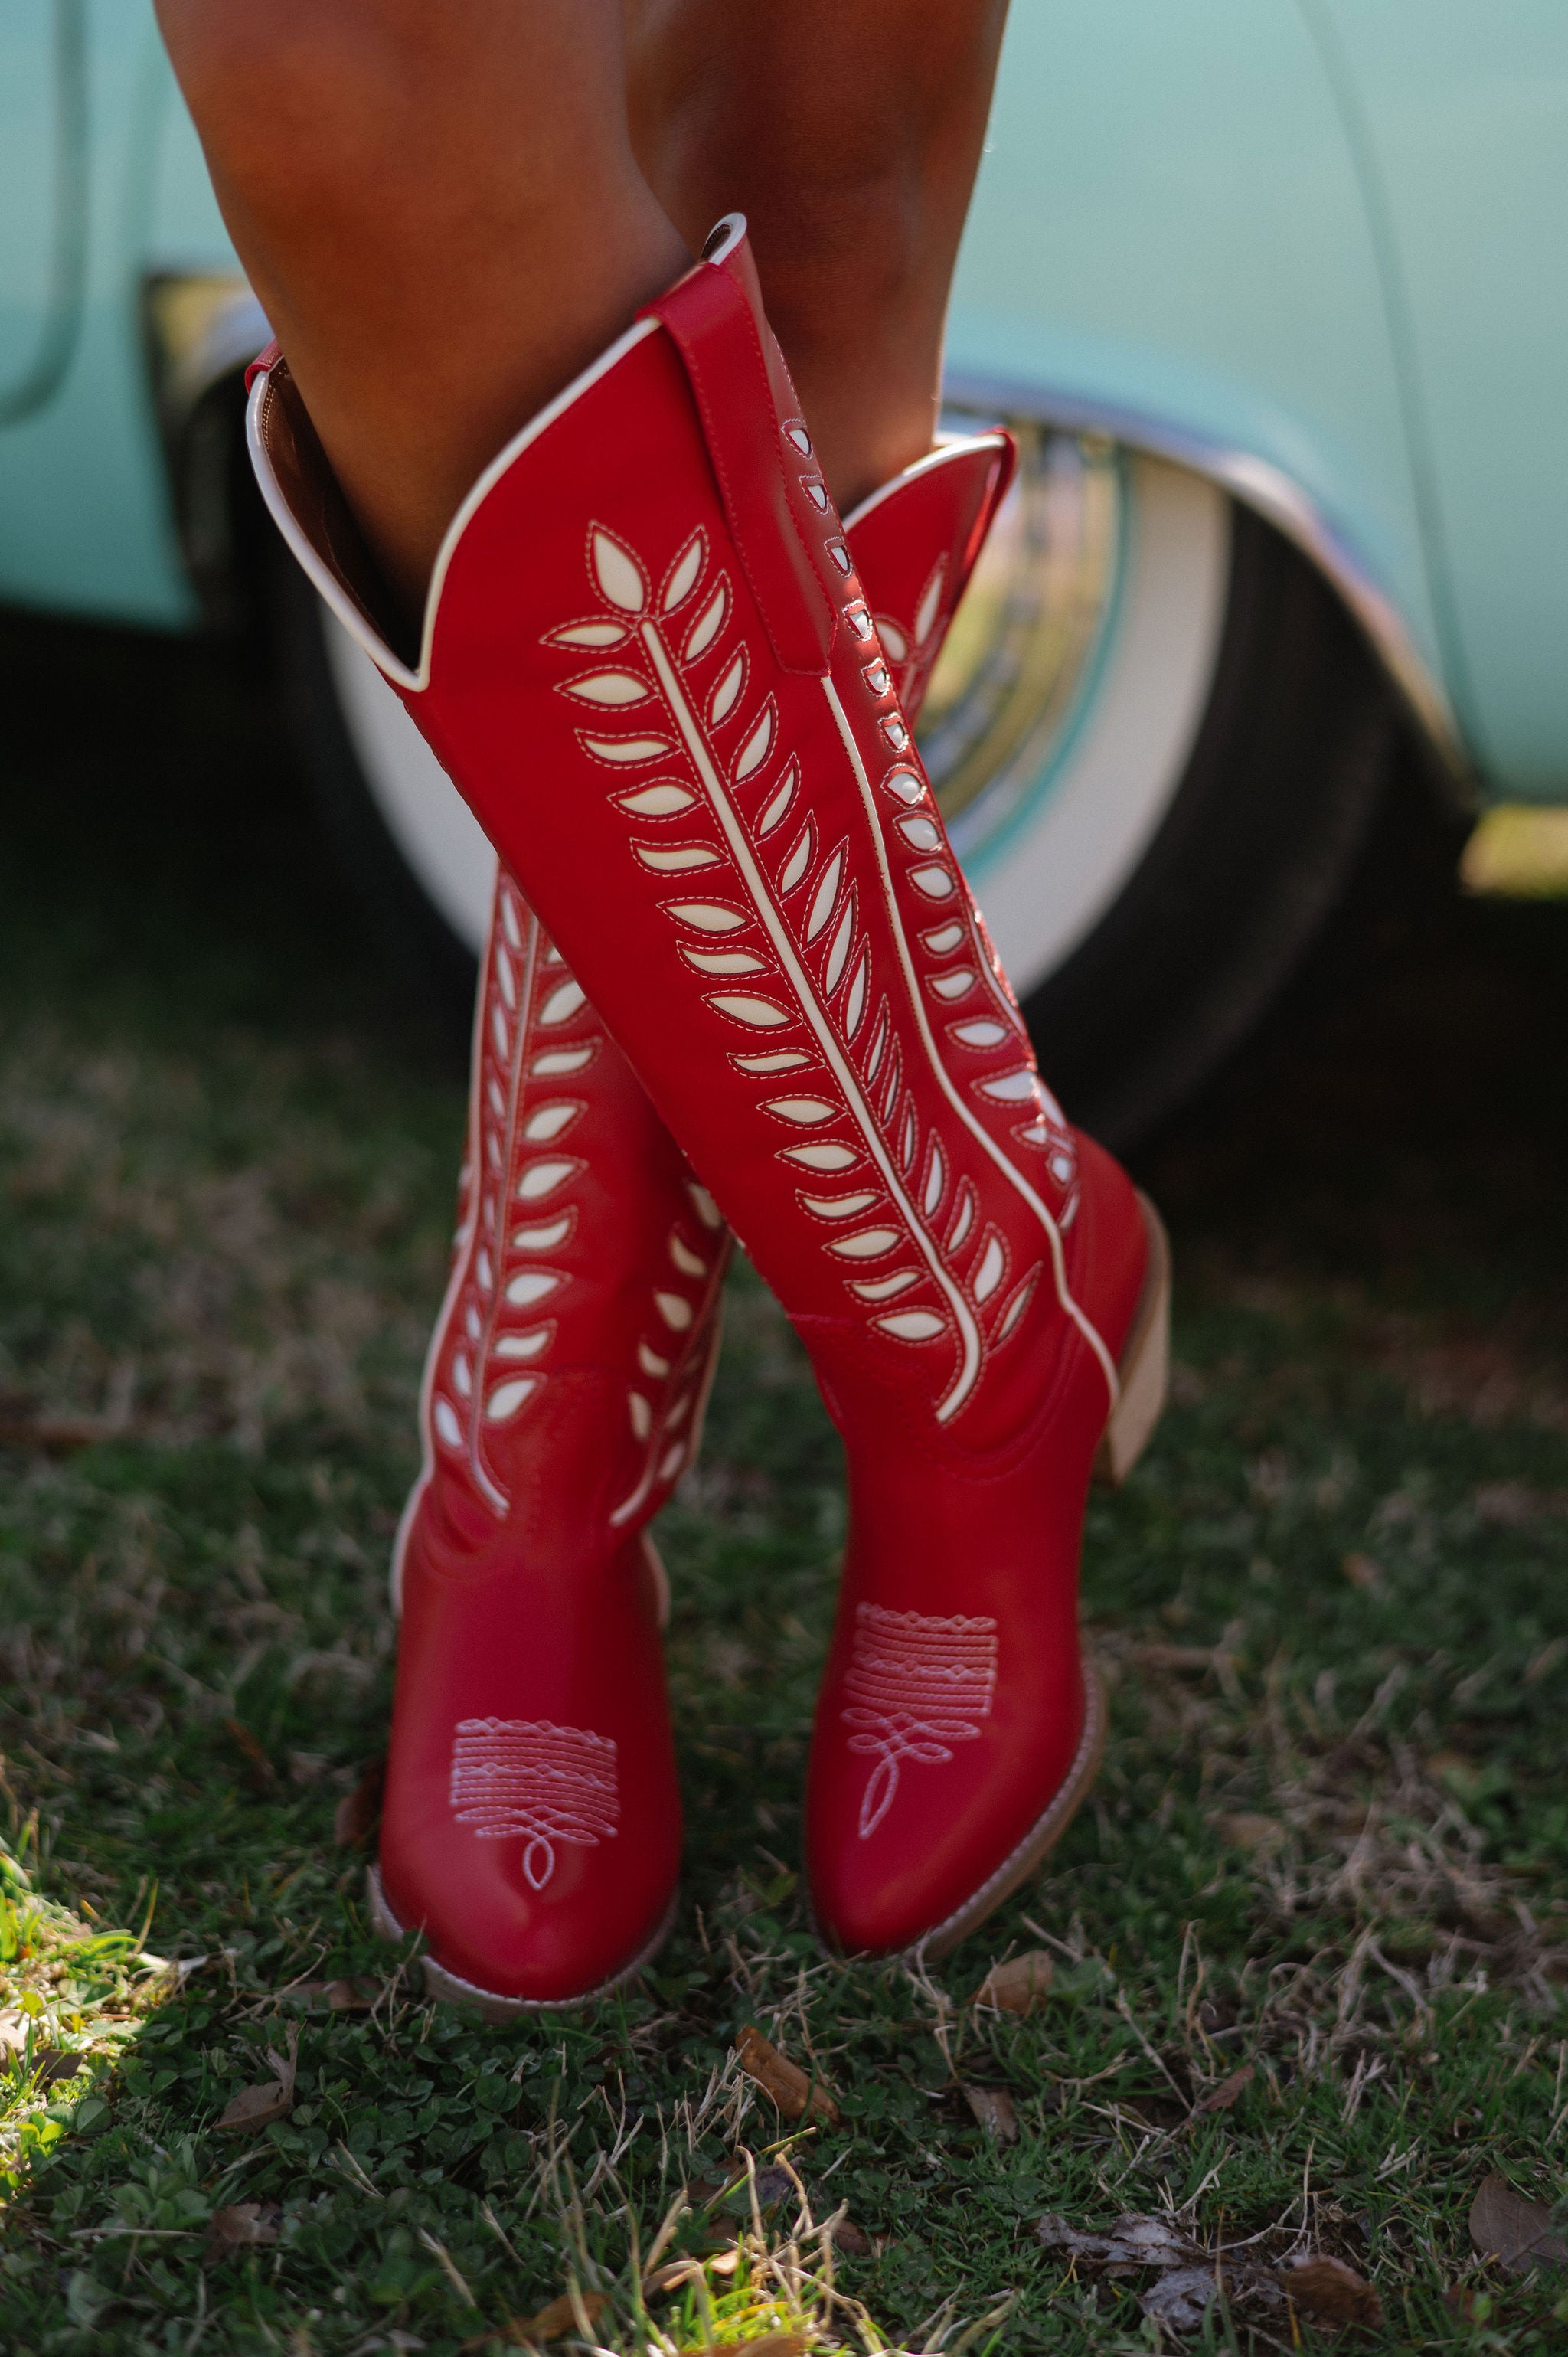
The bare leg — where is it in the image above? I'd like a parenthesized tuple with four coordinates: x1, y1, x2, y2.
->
(626, 0, 1011, 511)
(155, 1, 688, 611)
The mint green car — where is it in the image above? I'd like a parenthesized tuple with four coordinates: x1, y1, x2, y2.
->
(3, 2, 1563, 1137)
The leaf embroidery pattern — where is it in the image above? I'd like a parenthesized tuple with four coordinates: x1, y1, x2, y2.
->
(425, 873, 724, 1522)
(841, 1603, 998, 1836)
(449, 1716, 619, 1890)
(544, 497, 1070, 1424)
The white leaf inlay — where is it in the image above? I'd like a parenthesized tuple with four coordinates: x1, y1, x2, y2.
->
(619, 782, 696, 816)
(783, 1143, 859, 1169)
(522, 1102, 579, 1143)
(766, 1097, 837, 1125)
(485, 1376, 541, 1422)
(582, 734, 671, 763)
(505, 1270, 562, 1308)
(710, 651, 745, 725)
(734, 702, 776, 780)
(683, 946, 769, 974)
(516, 1158, 576, 1200)
(829, 1228, 901, 1260)
(668, 902, 746, 933)
(662, 532, 704, 612)
(877, 1310, 946, 1342)
(710, 994, 790, 1028)
(635, 843, 721, 871)
(802, 1190, 880, 1219)
(684, 581, 728, 661)
(981, 1069, 1040, 1102)
(851, 1270, 920, 1301)
(805, 848, 844, 943)
(779, 822, 814, 894)
(538, 979, 586, 1025)
(592, 528, 647, 613)
(565, 670, 648, 706)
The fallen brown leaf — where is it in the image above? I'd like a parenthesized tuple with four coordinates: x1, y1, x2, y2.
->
(730, 2337, 805, 2357)
(207, 2202, 282, 2250)
(517, 2290, 609, 2342)
(833, 2218, 873, 2257)
(334, 1757, 385, 1847)
(33, 2049, 85, 2088)
(1470, 2172, 1568, 2275)
(1191, 2063, 1253, 2117)
(962, 2084, 1019, 2143)
(1281, 2254, 1383, 2329)
(736, 2024, 839, 2125)
(287, 1977, 376, 2012)
(224, 1717, 276, 1783)
(1214, 1813, 1285, 1856)
(216, 2022, 299, 2133)
(1341, 1551, 1383, 1590)
(972, 1950, 1053, 2014)
(0, 1411, 109, 1455)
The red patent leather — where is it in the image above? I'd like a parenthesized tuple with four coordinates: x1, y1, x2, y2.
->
(250, 217, 1151, 1971)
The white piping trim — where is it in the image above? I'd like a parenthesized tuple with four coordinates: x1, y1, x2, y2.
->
(390, 874, 505, 1611)
(246, 316, 664, 695)
(640, 622, 985, 1421)
(841, 432, 1011, 537)
(822, 676, 1121, 1413)
(465, 909, 543, 1517)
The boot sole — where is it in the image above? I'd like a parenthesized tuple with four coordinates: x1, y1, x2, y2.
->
(862, 1193, 1170, 1963)
(365, 1864, 678, 2020)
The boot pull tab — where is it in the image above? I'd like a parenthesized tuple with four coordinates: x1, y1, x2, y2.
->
(645, 217, 838, 679)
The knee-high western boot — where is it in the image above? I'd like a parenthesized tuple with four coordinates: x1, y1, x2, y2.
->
(371, 429, 1016, 2010)
(249, 216, 1168, 1969)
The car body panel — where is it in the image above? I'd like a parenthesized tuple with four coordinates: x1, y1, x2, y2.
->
(947, 1, 1447, 737)
(0, 12, 199, 623)
(1312, 0, 1568, 796)
(0, 0, 86, 423)
(1, 0, 1565, 803)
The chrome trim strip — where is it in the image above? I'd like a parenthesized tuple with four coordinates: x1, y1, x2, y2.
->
(944, 370, 1468, 782)
(142, 275, 270, 440)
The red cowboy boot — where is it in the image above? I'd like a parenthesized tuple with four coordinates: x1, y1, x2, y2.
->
(248, 216, 1168, 1968)
(353, 433, 1014, 2012)
(368, 865, 727, 2012)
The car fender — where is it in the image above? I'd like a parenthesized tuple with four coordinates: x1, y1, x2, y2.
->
(946, 0, 1461, 772)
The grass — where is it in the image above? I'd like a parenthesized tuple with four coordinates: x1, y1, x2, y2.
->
(0, 604, 1566, 2352)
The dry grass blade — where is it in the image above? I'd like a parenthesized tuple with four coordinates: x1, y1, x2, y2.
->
(970, 1950, 1053, 2015)
(737, 2024, 840, 2126)
(1280, 2254, 1383, 2328)
(1469, 2172, 1568, 2275)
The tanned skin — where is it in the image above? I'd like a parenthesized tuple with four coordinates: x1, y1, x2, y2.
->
(155, 0, 1009, 615)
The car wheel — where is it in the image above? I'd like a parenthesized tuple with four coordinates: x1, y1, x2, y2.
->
(275, 430, 1394, 1140)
